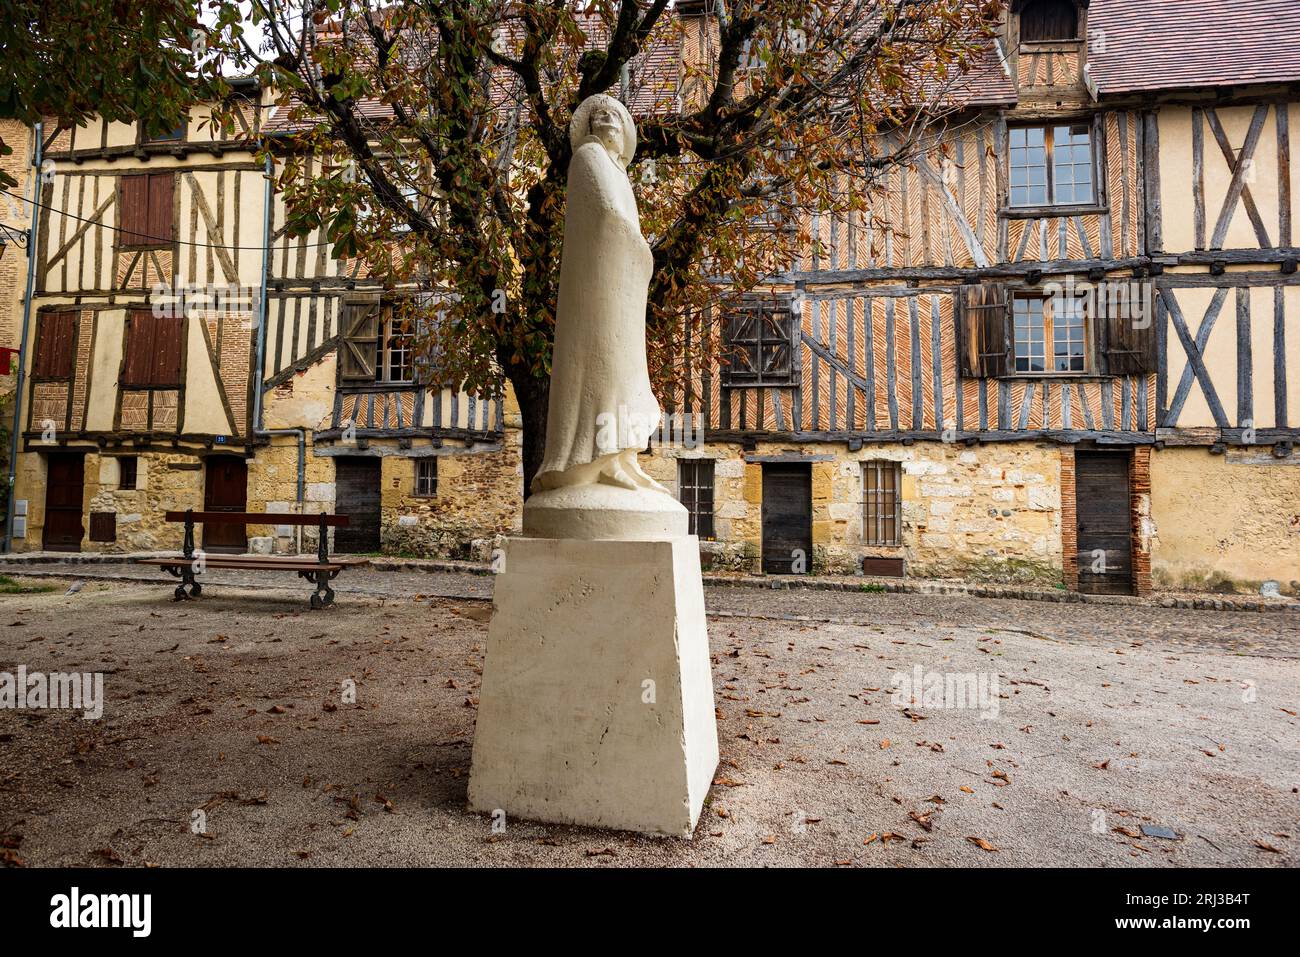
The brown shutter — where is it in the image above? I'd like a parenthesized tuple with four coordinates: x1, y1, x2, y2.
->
(146, 172, 174, 244)
(959, 284, 1011, 378)
(152, 314, 183, 386)
(122, 311, 154, 386)
(89, 512, 117, 543)
(33, 310, 75, 379)
(119, 173, 173, 246)
(1097, 280, 1155, 375)
(120, 175, 150, 246)
(340, 297, 381, 381)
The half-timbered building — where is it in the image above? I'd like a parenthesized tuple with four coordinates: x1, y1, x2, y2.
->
(640, 0, 1300, 596)
(5, 81, 519, 557)
(3, 1, 1297, 598)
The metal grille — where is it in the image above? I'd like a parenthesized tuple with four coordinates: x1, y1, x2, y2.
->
(677, 459, 715, 539)
(415, 458, 437, 497)
(862, 461, 902, 546)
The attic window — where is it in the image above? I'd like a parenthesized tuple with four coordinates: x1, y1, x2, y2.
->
(1020, 0, 1078, 42)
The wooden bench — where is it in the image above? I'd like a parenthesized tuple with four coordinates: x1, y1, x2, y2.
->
(137, 510, 352, 608)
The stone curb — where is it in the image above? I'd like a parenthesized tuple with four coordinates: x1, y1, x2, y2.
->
(3, 552, 1296, 615)
(366, 557, 1299, 614)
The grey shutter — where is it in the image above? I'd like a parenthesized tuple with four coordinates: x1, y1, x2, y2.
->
(1097, 280, 1155, 375)
(340, 296, 381, 382)
(959, 284, 1011, 378)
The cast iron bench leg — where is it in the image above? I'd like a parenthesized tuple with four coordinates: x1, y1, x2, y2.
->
(308, 570, 336, 610)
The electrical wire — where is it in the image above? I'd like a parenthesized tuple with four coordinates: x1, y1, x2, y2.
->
(0, 187, 340, 251)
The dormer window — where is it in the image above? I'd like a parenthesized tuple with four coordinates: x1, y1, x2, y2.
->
(1019, 0, 1078, 42)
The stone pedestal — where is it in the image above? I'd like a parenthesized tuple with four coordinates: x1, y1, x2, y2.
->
(468, 536, 719, 837)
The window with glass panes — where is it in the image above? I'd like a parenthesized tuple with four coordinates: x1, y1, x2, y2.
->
(1013, 294, 1087, 373)
(1009, 124, 1095, 207)
(862, 461, 902, 546)
(375, 314, 414, 383)
(677, 459, 715, 539)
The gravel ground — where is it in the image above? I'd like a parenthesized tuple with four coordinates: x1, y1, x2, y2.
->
(0, 568, 1296, 868)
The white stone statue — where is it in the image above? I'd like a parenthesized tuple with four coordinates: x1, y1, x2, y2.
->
(533, 95, 667, 494)
(470, 98, 719, 837)
(524, 94, 686, 540)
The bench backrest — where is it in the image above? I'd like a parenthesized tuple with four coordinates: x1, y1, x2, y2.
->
(163, 510, 350, 527)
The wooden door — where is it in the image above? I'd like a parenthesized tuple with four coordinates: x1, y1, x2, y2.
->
(761, 463, 812, 575)
(203, 455, 248, 553)
(1075, 451, 1133, 595)
(334, 457, 381, 553)
(42, 453, 85, 551)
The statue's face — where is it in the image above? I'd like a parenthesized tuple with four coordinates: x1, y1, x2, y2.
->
(589, 106, 624, 158)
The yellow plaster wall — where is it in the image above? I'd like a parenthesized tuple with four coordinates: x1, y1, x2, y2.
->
(1150, 446, 1300, 594)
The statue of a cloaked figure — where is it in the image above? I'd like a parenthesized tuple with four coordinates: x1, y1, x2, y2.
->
(531, 94, 670, 498)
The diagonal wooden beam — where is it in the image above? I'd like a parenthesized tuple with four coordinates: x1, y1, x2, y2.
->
(912, 154, 991, 268)
(1162, 286, 1230, 428)
(1207, 105, 1271, 249)
(183, 172, 239, 283)
(45, 194, 114, 268)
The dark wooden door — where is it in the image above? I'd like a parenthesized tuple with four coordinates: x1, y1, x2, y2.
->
(1075, 451, 1133, 595)
(203, 455, 248, 553)
(334, 457, 381, 553)
(42, 453, 85, 551)
(761, 463, 812, 575)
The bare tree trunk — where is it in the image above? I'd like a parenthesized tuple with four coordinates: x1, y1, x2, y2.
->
(509, 369, 550, 503)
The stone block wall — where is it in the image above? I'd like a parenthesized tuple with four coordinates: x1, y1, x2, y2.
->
(381, 433, 523, 560)
(12, 448, 206, 552)
(642, 440, 1065, 585)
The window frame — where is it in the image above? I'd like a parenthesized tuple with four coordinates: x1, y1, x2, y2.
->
(861, 461, 903, 548)
(118, 456, 138, 490)
(677, 458, 715, 540)
(721, 300, 798, 388)
(1012, 291, 1091, 376)
(1018, 0, 1080, 43)
(375, 310, 416, 385)
(414, 457, 437, 498)
(140, 115, 187, 144)
(1006, 120, 1101, 213)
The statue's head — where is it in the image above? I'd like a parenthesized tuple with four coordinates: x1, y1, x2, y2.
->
(570, 94, 636, 168)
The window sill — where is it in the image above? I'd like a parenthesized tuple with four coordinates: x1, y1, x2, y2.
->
(996, 373, 1106, 382)
(1001, 205, 1108, 220)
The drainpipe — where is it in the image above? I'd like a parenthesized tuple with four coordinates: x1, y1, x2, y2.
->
(4, 122, 43, 553)
(252, 145, 306, 553)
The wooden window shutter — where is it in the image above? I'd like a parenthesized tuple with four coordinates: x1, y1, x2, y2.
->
(959, 284, 1011, 378)
(89, 512, 117, 543)
(1096, 280, 1155, 375)
(33, 310, 75, 379)
(119, 175, 150, 246)
(147, 172, 174, 244)
(153, 313, 183, 385)
(119, 172, 173, 246)
(123, 310, 182, 386)
(340, 297, 382, 381)
(122, 311, 155, 386)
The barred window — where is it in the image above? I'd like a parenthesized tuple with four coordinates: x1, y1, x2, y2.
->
(415, 458, 437, 497)
(862, 461, 902, 546)
(678, 459, 715, 539)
